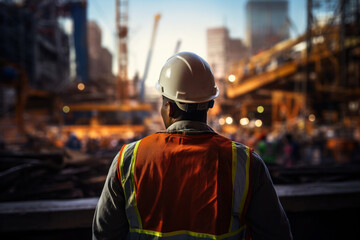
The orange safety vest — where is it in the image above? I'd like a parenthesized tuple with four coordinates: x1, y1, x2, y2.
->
(117, 132, 253, 240)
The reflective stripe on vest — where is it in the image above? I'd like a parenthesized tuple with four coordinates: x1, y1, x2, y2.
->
(229, 142, 252, 232)
(119, 141, 142, 229)
(117, 135, 252, 240)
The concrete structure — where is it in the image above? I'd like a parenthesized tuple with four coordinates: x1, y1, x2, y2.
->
(0, 1, 70, 91)
(87, 21, 114, 83)
(207, 27, 249, 80)
(246, 0, 289, 55)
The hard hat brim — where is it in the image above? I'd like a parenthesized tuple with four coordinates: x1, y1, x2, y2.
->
(156, 82, 219, 104)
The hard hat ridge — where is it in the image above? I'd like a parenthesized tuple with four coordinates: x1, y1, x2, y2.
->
(174, 55, 193, 74)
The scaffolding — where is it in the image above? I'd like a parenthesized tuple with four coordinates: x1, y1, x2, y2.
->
(225, 0, 360, 128)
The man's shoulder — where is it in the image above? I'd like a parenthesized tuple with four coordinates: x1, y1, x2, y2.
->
(231, 141, 264, 165)
(139, 132, 166, 143)
(232, 141, 248, 150)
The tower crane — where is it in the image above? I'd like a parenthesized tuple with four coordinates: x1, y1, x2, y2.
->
(139, 14, 161, 102)
(116, 0, 129, 101)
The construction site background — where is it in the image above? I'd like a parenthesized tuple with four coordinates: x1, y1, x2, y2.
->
(0, 0, 360, 239)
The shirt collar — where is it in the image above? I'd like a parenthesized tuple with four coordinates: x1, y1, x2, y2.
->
(160, 120, 215, 134)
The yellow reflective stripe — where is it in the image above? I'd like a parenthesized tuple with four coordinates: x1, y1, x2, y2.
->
(228, 141, 237, 232)
(119, 144, 129, 192)
(130, 224, 245, 240)
(130, 140, 142, 229)
(119, 144, 130, 227)
(238, 147, 250, 217)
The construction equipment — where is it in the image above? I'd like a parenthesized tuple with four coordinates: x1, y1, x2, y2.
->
(116, 0, 129, 101)
(139, 13, 161, 102)
(59, 102, 152, 140)
(227, 25, 360, 98)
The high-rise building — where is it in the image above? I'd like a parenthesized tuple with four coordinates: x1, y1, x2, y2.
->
(228, 38, 248, 65)
(87, 21, 114, 83)
(88, 21, 102, 59)
(246, 0, 289, 55)
(207, 27, 228, 80)
(207, 27, 249, 80)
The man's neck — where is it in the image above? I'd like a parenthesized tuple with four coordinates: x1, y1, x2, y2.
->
(175, 115, 207, 124)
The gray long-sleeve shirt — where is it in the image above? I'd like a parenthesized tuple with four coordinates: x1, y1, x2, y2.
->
(93, 121, 293, 240)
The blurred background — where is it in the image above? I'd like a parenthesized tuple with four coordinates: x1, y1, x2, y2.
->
(0, 0, 359, 239)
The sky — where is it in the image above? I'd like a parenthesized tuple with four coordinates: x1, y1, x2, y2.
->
(88, 0, 307, 92)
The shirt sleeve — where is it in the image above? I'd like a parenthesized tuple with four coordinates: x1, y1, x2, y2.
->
(92, 151, 129, 240)
(246, 152, 293, 240)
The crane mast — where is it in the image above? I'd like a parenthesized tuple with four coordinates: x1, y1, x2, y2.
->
(139, 14, 161, 102)
(116, 0, 129, 101)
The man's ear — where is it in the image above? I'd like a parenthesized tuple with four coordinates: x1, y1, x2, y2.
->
(168, 101, 176, 118)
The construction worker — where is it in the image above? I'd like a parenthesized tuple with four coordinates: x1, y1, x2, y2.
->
(93, 52, 293, 240)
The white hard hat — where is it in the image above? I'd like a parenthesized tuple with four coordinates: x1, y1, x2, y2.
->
(156, 52, 219, 111)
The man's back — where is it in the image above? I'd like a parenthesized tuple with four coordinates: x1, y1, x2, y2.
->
(127, 132, 234, 234)
(93, 121, 293, 240)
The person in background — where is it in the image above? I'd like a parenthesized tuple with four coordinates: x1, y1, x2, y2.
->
(256, 132, 277, 164)
(65, 132, 82, 151)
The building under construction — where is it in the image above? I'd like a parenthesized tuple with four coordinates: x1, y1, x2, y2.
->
(0, 2, 65, 150)
(224, 0, 360, 137)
